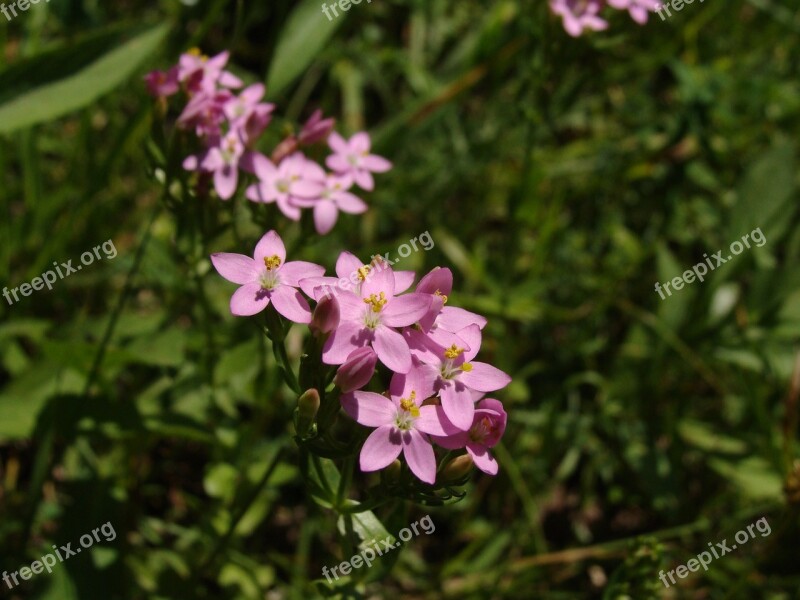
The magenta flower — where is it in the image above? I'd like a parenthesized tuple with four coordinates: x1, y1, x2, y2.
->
(300, 252, 415, 301)
(322, 265, 431, 374)
(198, 129, 246, 200)
(144, 66, 179, 98)
(245, 153, 322, 221)
(550, 0, 608, 36)
(341, 367, 457, 483)
(326, 132, 392, 191)
(179, 49, 242, 94)
(295, 173, 368, 235)
(210, 230, 324, 322)
(432, 398, 507, 475)
(416, 324, 511, 430)
(224, 83, 274, 132)
(177, 90, 232, 138)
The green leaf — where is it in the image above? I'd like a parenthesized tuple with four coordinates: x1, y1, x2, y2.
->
(0, 23, 169, 134)
(265, 0, 345, 95)
(708, 457, 783, 501)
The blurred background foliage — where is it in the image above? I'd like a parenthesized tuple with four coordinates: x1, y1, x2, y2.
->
(1, 0, 799, 598)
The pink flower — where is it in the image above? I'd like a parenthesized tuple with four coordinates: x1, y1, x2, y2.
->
(322, 265, 431, 374)
(607, 0, 656, 23)
(416, 324, 511, 430)
(295, 173, 368, 235)
(179, 49, 242, 94)
(210, 230, 324, 322)
(299, 109, 335, 145)
(431, 398, 507, 475)
(144, 66, 179, 98)
(403, 267, 487, 360)
(341, 367, 457, 483)
(300, 252, 415, 301)
(326, 132, 392, 191)
(224, 83, 275, 135)
(550, 0, 609, 37)
(177, 90, 232, 138)
(333, 347, 379, 393)
(245, 153, 322, 221)
(197, 129, 246, 200)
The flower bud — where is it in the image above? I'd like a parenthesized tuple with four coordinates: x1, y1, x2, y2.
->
(310, 294, 340, 336)
(295, 388, 320, 436)
(440, 454, 474, 482)
(383, 459, 402, 483)
(298, 109, 335, 145)
(333, 347, 378, 393)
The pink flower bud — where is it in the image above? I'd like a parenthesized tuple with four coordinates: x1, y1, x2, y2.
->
(310, 294, 340, 335)
(333, 347, 378, 393)
(298, 109, 335, 145)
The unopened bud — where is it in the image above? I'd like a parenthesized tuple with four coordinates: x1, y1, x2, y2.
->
(333, 347, 378, 393)
(295, 389, 320, 436)
(310, 294, 340, 336)
(383, 459, 402, 482)
(298, 109, 335, 145)
(440, 454, 474, 482)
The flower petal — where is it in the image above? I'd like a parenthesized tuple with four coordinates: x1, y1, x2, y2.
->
(270, 286, 312, 324)
(336, 251, 364, 281)
(363, 154, 392, 172)
(214, 164, 238, 200)
(253, 230, 286, 264)
(279, 261, 325, 287)
(210, 253, 257, 284)
(322, 320, 372, 365)
(467, 444, 498, 475)
(341, 391, 395, 427)
(402, 429, 436, 484)
(438, 306, 487, 332)
(382, 293, 432, 327)
(416, 405, 460, 436)
(360, 426, 402, 472)
(361, 262, 395, 299)
(314, 201, 339, 235)
(394, 270, 416, 293)
(459, 362, 511, 393)
(415, 267, 453, 296)
(440, 382, 475, 431)
(230, 283, 270, 316)
(373, 326, 412, 374)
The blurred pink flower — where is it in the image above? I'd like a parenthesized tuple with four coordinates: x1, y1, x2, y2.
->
(550, 0, 609, 36)
(179, 50, 242, 94)
(607, 0, 656, 23)
(326, 132, 392, 191)
(295, 173, 368, 235)
(299, 109, 335, 145)
(245, 153, 323, 221)
(144, 66, 179, 98)
(210, 230, 324, 322)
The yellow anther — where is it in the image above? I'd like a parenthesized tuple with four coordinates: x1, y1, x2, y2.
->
(461, 362, 473, 372)
(357, 265, 371, 281)
(363, 292, 387, 313)
(444, 344, 464, 360)
(187, 47, 202, 56)
(264, 255, 282, 270)
(399, 392, 419, 417)
(434, 290, 448, 304)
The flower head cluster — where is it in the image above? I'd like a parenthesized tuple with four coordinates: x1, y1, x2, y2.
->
(145, 50, 391, 234)
(210, 231, 511, 485)
(550, 0, 656, 36)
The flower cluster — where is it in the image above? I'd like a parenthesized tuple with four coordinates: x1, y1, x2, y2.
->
(145, 50, 391, 234)
(550, 0, 656, 37)
(210, 230, 511, 484)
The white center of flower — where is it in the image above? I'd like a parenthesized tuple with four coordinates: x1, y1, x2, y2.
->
(362, 292, 387, 330)
(259, 255, 282, 290)
(440, 344, 473, 380)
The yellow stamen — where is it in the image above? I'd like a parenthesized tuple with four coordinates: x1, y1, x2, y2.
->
(399, 392, 419, 417)
(357, 265, 371, 281)
(434, 290, 448, 304)
(461, 362, 473, 372)
(444, 344, 464, 360)
(264, 255, 282, 270)
(187, 47, 202, 56)
(363, 292, 387, 313)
